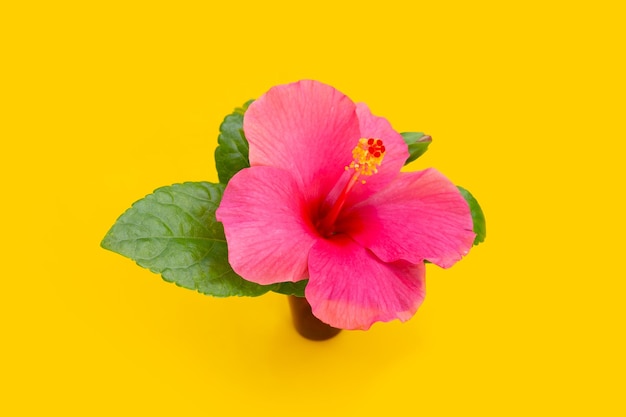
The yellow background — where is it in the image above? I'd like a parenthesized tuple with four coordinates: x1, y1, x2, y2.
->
(2, 1, 624, 415)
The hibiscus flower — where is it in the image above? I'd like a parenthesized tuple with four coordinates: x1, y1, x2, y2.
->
(216, 80, 475, 330)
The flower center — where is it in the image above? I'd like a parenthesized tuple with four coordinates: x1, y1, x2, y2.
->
(316, 138, 386, 237)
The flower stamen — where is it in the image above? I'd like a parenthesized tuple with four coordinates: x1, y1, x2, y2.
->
(347, 138, 386, 178)
(317, 138, 386, 236)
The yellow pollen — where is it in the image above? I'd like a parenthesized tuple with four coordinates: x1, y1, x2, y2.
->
(346, 138, 386, 176)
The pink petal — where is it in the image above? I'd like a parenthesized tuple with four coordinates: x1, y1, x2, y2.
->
(244, 80, 361, 204)
(339, 169, 475, 268)
(306, 235, 425, 330)
(216, 166, 319, 285)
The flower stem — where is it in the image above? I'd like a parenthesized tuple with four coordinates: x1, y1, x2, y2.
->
(288, 296, 341, 341)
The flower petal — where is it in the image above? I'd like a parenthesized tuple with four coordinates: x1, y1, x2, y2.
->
(244, 80, 361, 203)
(306, 235, 425, 330)
(216, 166, 319, 284)
(339, 169, 475, 268)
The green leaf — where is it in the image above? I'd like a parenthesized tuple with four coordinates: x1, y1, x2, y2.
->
(401, 132, 432, 165)
(101, 182, 274, 297)
(214, 100, 253, 184)
(272, 280, 308, 297)
(457, 186, 487, 246)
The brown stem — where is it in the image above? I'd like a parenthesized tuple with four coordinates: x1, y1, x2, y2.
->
(288, 296, 341, 341)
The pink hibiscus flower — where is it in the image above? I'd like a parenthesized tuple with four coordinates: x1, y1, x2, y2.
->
(216, 80, 475, 330)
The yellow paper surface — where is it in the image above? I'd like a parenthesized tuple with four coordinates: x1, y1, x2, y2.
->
(2, 1, 624, 415)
